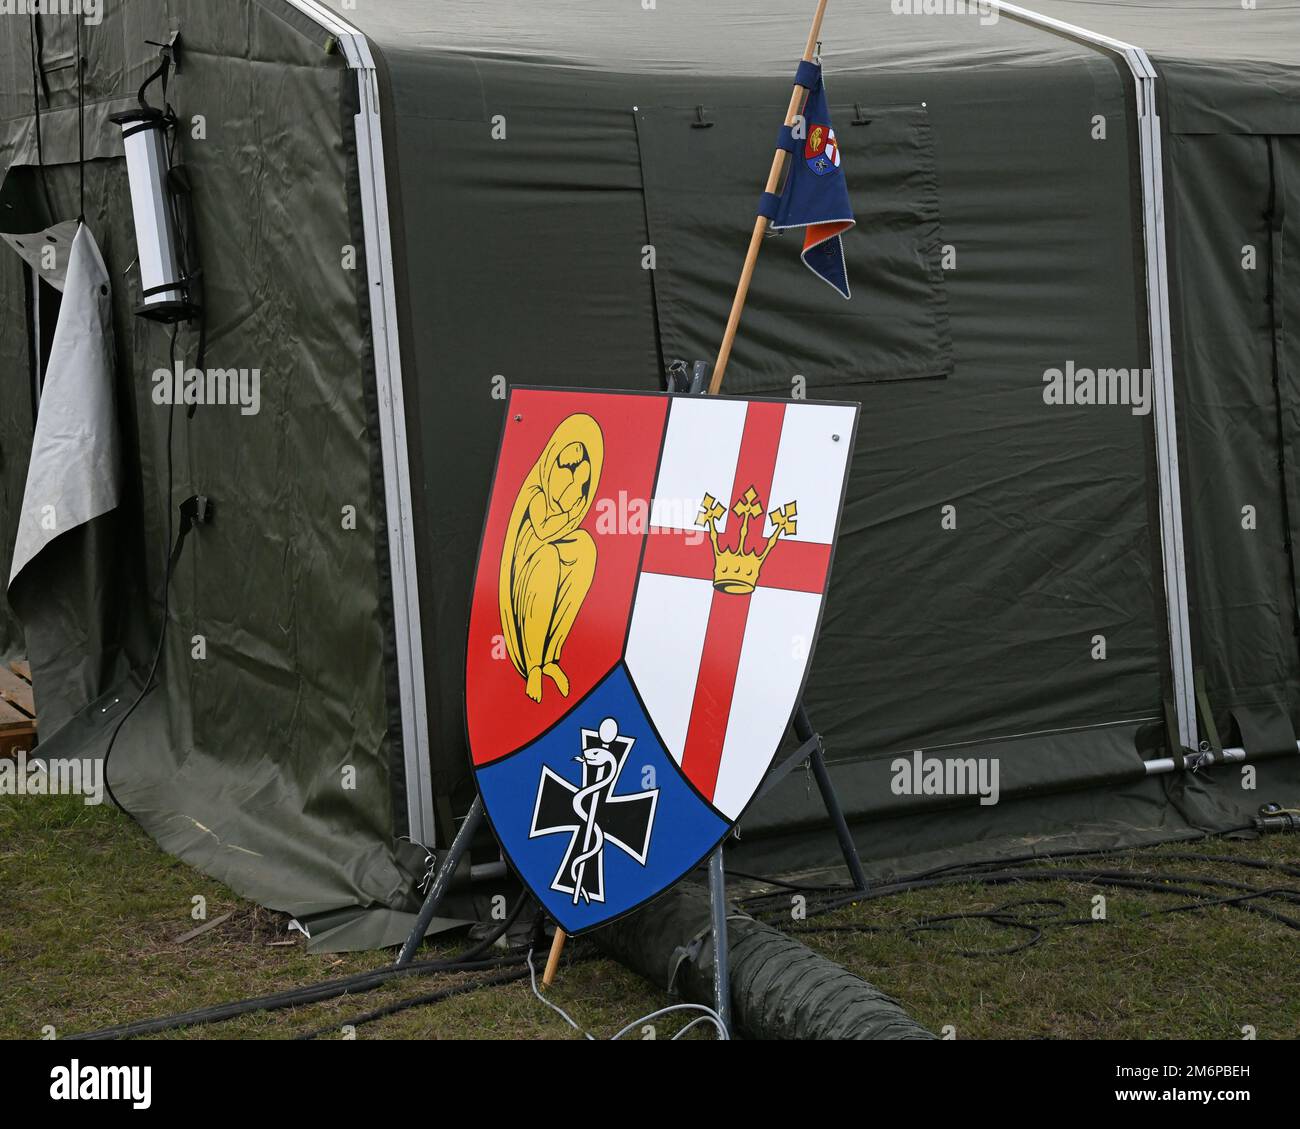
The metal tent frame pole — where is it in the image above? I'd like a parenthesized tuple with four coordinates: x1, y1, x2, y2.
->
(283, 0, 436, 845)
(982, 1, 1198, 755)
(1144, 741, 1300, 776)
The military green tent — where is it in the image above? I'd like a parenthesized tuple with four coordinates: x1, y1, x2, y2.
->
(2, 0, 1298, 950)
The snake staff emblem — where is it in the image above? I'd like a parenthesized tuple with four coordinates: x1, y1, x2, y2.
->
(530, 718, 659, 905)
(499, 414, 604, 703)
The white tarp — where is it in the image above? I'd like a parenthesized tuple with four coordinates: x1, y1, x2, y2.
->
(0, 220, 81, 293)
(8, 223, 121, 588)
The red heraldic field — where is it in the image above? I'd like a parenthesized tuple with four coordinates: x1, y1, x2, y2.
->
(467, 388, 857, 934)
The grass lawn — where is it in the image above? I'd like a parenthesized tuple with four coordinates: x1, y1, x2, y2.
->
(3, 789, 1298, 1040)
(0, 792, 686, 1040)
(746, 837, 1300, 1040)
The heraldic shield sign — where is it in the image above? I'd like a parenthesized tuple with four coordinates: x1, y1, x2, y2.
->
(467, 388, 859, 934)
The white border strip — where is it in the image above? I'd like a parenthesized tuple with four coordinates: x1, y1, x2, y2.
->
(283, 0, 436, 842)
(988, 1, 1198, 752)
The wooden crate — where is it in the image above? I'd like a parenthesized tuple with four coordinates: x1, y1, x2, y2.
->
(0, 661, 36, 759)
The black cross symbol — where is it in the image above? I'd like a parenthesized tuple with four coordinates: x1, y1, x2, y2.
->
(529, 718, 658, 904)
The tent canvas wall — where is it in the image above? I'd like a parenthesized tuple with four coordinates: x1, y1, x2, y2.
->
(1, 0, 1297, 949)
(1, 0, 426, 950)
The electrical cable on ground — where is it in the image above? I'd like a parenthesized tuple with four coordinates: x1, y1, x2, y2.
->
(735, 851, 1300, 958)
(295, 965, 531, 1041)
(525, 947, 729, 1041)
(786, 896, 1099, 958)
(76, 890, 535, 1040)
(301, 891, 538, 1038)
(735, 841, 1300, 912)
(72, 954, 525, 1041)
(74, 837, 1300, 1037)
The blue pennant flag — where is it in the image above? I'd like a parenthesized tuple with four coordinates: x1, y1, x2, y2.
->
(772, 65, 855, 299)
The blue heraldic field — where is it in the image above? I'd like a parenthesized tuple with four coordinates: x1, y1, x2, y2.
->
(476, 665, 730, 933)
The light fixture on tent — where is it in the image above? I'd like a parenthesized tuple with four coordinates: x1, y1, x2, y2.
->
(110, 39, 201, 324)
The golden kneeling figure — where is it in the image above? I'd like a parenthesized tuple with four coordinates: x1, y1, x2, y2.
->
(499, 414, 604, 703)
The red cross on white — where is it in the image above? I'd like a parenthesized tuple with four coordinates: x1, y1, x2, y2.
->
(824, 129, 840, 168)
(625, 397, 855, 819)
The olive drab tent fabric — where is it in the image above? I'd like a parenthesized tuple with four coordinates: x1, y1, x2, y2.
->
(1, 0, 1298, 950)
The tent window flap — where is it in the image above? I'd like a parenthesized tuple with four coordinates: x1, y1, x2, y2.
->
(635, 104, 952, 394)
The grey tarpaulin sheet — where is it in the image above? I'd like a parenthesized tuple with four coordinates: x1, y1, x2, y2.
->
(0, 221, 80, 294)
(5, 222, 125, 735)
(8, 223, 120, 587)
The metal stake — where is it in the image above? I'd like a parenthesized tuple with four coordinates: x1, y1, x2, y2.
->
(793, 704, 868, 892)
(395, 794, 485, 966)
(708, 843, 732, 1035)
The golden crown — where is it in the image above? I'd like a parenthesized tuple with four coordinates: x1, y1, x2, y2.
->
(697, 486, 798, 595)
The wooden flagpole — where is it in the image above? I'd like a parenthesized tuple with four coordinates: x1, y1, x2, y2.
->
(709, 0, 831, 396)
(544, 0, 831, 992)
(542, 927, 566, 988)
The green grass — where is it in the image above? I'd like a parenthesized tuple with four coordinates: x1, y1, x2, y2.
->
(0, 792, 688, 1041)
(747, 840, 1300, 1040)
(3, 789, 1299, 1039)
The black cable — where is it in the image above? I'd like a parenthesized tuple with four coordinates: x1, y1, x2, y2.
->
(897, 899, 1086, 958)
(1158, 850, 1300, 881)
(299, 928, 603, 1041)
(71, 954, 525, 1041)
(294, 966, 531, 1041)
(747, 865, 1300, 942)
(306, 893, 536, 1040)
(901, 835, 1257, 884)
(137, 51, 170, 111)
(312, 938, 608, 1041)
(1151, 885, 1300, 920)
(732, 832, 1287, 911)
(401, 885, 531, 967)
(75, 893, 534, 1039)
(455, 890, 531, 962)
(101, 325, 181, 812)
(786, 897, 1100, 957)
(27, 13, 55, 220)
(738, 837, 1300, 944)
(75, 17, 85, 224)
(771, 867, 1300, 921)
